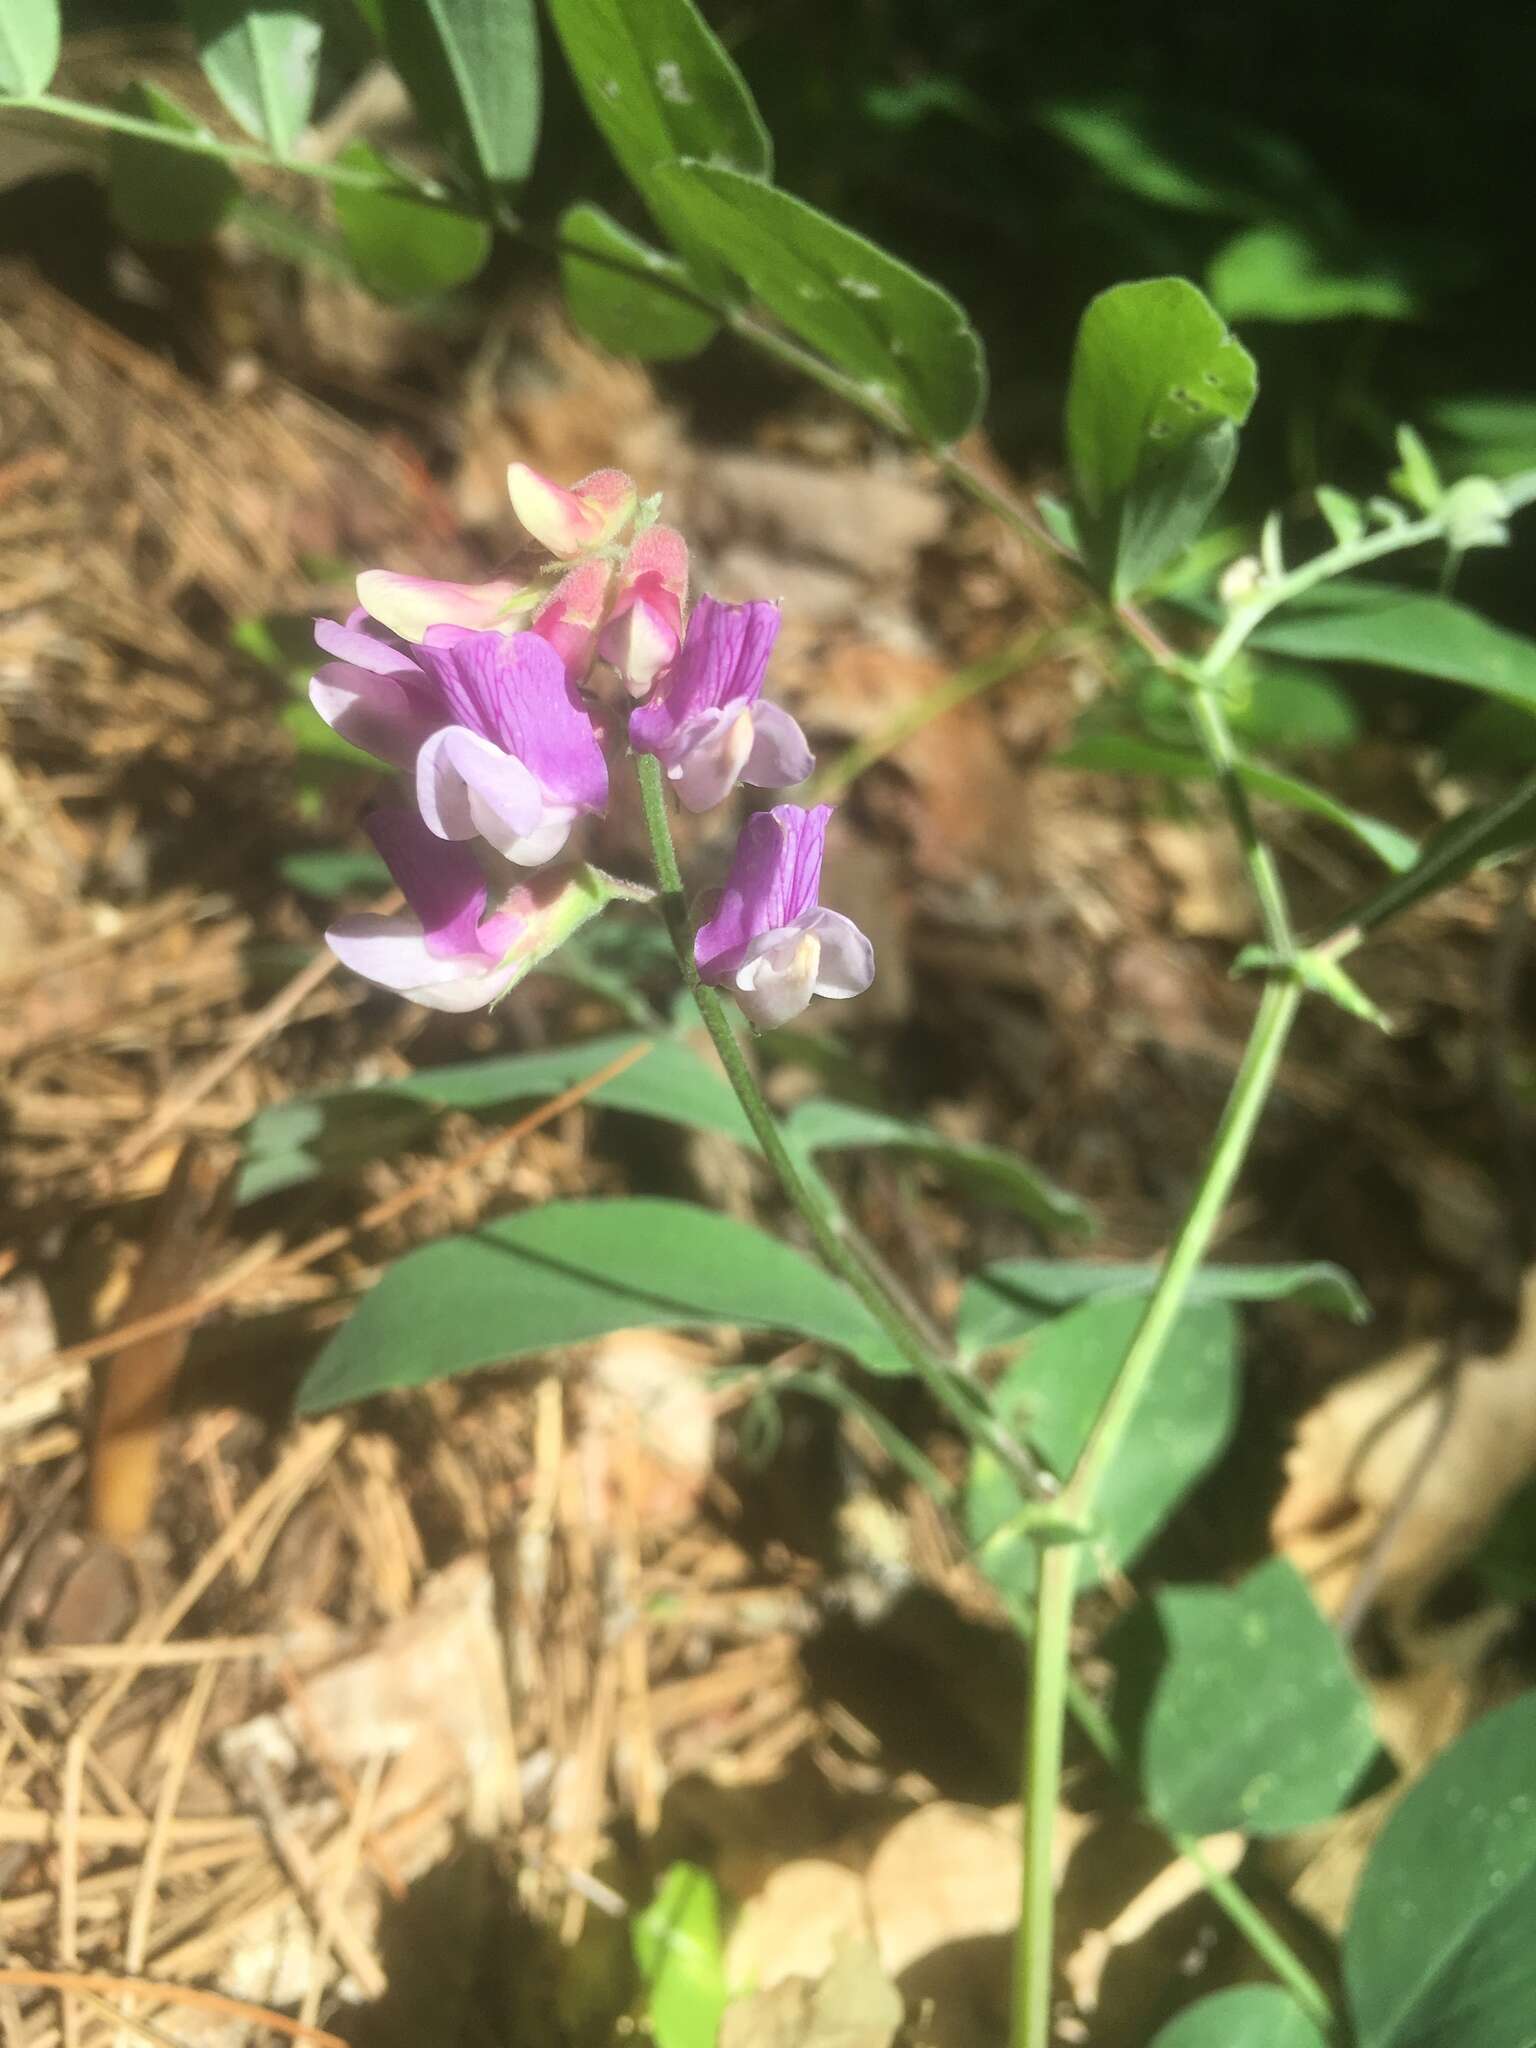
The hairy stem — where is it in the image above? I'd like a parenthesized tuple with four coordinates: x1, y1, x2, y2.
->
(633, 753, 1043, 1485)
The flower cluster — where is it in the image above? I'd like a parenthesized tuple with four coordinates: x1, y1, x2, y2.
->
(312, 464, 873, 1024)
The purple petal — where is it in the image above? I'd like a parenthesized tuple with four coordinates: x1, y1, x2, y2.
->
(412, 631, 608, 813)
(694, 804, 831, 982)
(309, 663, 433, 769)
(631, 596, 780, 754)
(365, 806, 491, 959)
(416, 726, 544, 854)
(742, 700, 814, 790)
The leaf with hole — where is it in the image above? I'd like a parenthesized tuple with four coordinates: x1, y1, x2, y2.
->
(0, 0, 59, 95)
(1345, 1691, 1536, 2048)
(1057, 733, 1418, 870)
(651, 160, 987, 444)
(296, 1195, 908, 1409)
(784, 1099, 1089, 1234)
(1066, 277, 1257, 599)
(108, 82, 240, 245)
(333, 143, 491, 299)
(956, 1257, 1368, 1360)
(1250, 582, 1536, 716)
(544, 0, 769, 297)
(966, 1296, 1238, 1598)
(1113, 1557, 1376, 1835)
(371, 0, 539, 192)
(558, 202, 719, 361)
(1151, 1986, 1327, 2048)
(178, 0, 322, 154)
(238, 1030, 752, 1202)
(633, 1863, 728, 2048)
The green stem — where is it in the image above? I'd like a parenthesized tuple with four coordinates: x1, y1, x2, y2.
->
(1014, 1544, 1076, 2048)
(13, 92, 451, 196)
(1058, 1673, 1331, 2024)
(633, 752, 1043, 1487)
(1197, 512, 1443, 678)
(1012, 974, 1305, 2048)
(1062, 976, 1300, 1521)
(1186, 682, 1299, 961)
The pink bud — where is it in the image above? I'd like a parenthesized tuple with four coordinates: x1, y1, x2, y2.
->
(599, 524, 689, 696)
(530, 558, 615, 684)
(506, 463, 637, 558)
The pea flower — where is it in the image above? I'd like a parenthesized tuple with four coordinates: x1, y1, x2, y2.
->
(310, 623, 608, 865)
(629, 596, 812, 811)
(694, 804, 873, 1029)
(326, 808, 632, 1012)
(599, 524, 689, 696)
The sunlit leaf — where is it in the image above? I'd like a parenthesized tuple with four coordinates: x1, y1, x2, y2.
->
(558, 202, 719, 361)
(1066, 277, 1257, 599)
(1151, 1986, 1326, 2048)
(1057, 732, 1418, 870)
(651, 160, 987, 444)
(1250, 582, 1536, 715)
(785, 1098, 1089, 1234)
(108, 82, 240, 245)
(1209, 225, 1416, 323)
(633, 1864, 728, 2048)
(966, 1296, 1238, 1597)
(957, 1258, 1368, 1360)
(179, 0, 322, 154)
(0, 0, 60, 96)
(1115, 1557, 1376, 1835)
(296, 1195, 908, 1409)
(1346, 1692, 1536, 2048)
(239, 1030, 752, 1202)
(371, 0, 539, 191)
(333, 142, 491, 298)
(545, 0, 769, 296)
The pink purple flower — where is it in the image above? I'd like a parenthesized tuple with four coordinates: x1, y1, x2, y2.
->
(326, 808, 646, 1012)
(310, 622, 608, 866)
(694, 804, 873, 1029)
(629, 596, 812, 811)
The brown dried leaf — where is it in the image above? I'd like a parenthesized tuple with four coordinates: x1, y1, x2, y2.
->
(1272, 1269, 1536, 1628)
(720, 1942, 903, 2048)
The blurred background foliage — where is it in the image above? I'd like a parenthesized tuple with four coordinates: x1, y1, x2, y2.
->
(18, 0, 1536, 651)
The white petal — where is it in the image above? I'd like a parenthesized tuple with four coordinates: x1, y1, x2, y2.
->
(309, 666, 422, 768)
(743, 700, 814, 789)
(671, 706, 756, 813)
(734, 926, 822, 1030)
(803, 908, 875, 1000)
(416, 726, 541, 844)
(326, 912, 524, 1013)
